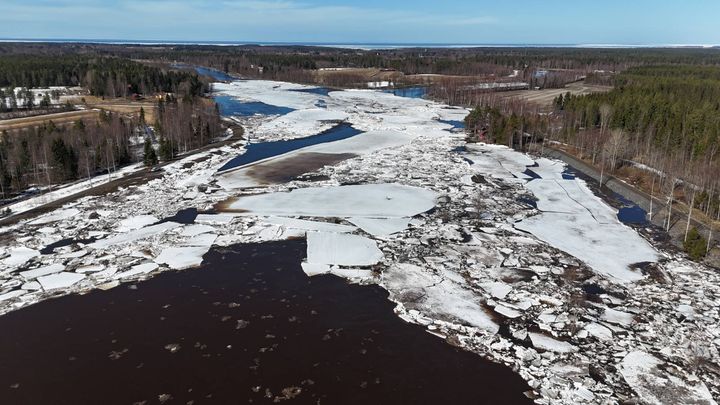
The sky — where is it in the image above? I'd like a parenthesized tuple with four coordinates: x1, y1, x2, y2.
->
(2, 0, 720, 45)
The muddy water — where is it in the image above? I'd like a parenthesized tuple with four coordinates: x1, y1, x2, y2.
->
(0, 240, 532, 405)
(243, 152, 357, 184)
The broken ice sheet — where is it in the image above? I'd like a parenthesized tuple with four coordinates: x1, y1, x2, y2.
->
(619, 351, 717, 405)
(383, 263, 499, 334)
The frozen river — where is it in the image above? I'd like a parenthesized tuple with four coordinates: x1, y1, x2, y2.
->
(1, 75, 718, 405)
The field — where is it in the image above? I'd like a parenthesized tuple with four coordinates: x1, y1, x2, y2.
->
(0, 110, 100, 132)
(501, 80, 612, 109)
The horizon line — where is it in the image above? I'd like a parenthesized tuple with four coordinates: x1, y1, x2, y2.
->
(1, 38, 719, 50)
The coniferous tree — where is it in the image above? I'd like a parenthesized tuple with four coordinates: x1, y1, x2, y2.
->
(143, 139, 158, 167)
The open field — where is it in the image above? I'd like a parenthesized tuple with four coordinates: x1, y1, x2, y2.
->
(501, 81, 612, 109)
(0, 110, 100, 132)
(71, 95, 159, 122)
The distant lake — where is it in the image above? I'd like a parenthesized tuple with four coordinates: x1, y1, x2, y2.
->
(383, 86, 428, 99)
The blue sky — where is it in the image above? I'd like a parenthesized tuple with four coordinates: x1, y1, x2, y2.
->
(2, 0, 720, 45)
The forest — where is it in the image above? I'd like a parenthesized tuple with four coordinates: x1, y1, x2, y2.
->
(0, 55, 208, 98)
(4, 43, 720, 86)
(0, 95, 222, 200)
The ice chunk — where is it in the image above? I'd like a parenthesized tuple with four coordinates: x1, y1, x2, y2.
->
(117, 215, 159, 232)
(75, 264, 106, 274)
(348, 217, 411, 236)
(113, 262, 159, 279)
(195, 213, 238, 225)
(19, 264, 65, 280)
(601, 307, 635, 327)
(528, 332, 577, 353)
(37, 272, 85, 290)
(583, 322, 613, 341)
(0, 290, 26, 302)
(180, 224, 216, 237)
(183, 233, 217, 247)
(480, 282, 513, 299)
(301, 262, 331, 277)
(2, 247, 40, 267)
(329, 268, 374, 281)
(154, 247, 209, 270)
(494, 304, 523, 319)
(306, 232, 383, 266)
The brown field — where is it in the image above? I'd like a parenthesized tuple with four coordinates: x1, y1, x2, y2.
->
(314, 68, 402, 82)
(71, 95, 159, 123)
(0, 96, 159, 134)
(501, 81, 612, 110)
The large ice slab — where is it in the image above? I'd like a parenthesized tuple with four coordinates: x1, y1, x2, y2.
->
(37, 272, 85, 290)
(226, 183, 437, 218)
(306, 232, 383, 266)
(90, 222, 182, 249)
(2, 247, 40, 267)
(19, 264, 65, 280)
(154, 246, 209, 270)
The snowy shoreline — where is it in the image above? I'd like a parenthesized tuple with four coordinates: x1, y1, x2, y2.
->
(0, 79, 718, 404)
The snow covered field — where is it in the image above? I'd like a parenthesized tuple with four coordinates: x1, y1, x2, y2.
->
(0, 79, 718, 404)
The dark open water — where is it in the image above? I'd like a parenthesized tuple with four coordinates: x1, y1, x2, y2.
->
(0, 240, 532, 405)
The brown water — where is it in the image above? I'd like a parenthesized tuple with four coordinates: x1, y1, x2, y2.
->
(243, 152, 356, 185)
(0, 240, 532, 405)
